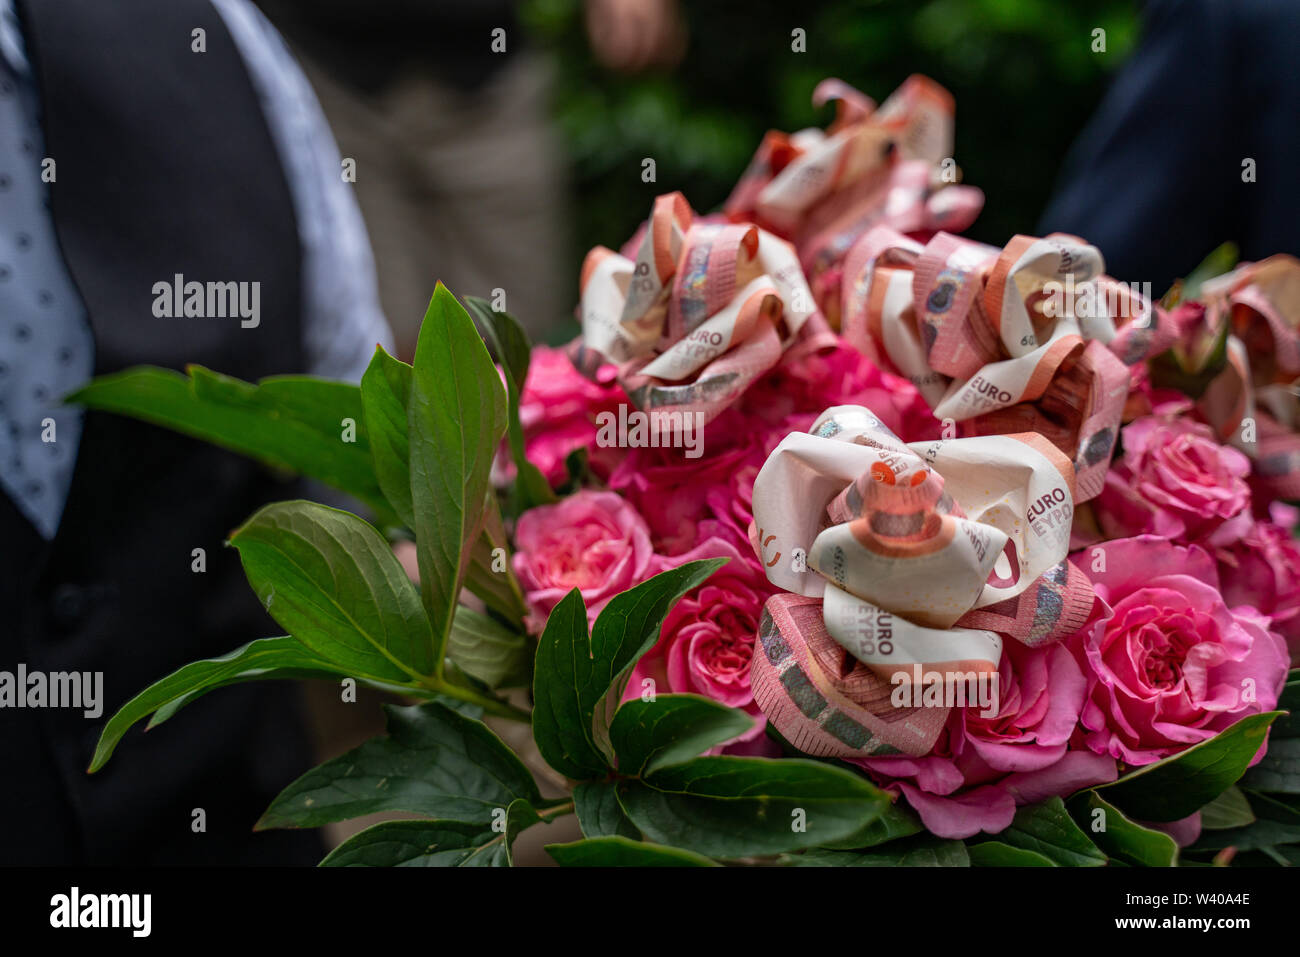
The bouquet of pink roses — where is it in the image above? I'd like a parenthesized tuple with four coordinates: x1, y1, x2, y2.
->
(78, 77, 1300, 867)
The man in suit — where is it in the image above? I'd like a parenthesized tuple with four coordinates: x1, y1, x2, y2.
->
(0, 0, 392, 864)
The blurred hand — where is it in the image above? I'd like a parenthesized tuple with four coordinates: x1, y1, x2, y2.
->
(584, 0, 687, 73)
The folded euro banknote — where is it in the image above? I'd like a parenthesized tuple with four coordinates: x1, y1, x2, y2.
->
(1188, 254, 1300, 499)
(747, 406, 1094, 758)
(724, 75, 984, 323)
(570, 191, 838, 431)
(838, 227, 1183, 501)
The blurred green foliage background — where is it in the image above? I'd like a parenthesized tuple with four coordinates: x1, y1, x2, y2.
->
(524, 0, 1140, 277)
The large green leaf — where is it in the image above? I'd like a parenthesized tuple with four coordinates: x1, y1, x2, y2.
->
(407, 285, 509, 662)
(257, 701, 542, 830)
(546, 836, 718, 867)
(1189, 818, 1300, 853)
(464, 295, 555, 511)
(68, 366, 389, 517)
(967, 841, 1056, 866)
(531, 589, 607, 780)
(88, 635, 350, 772)
(359, 346, 416, 528)
(1067, 792, 1177, 867)
(448, 604, 530, 690)
(1240, 738, 1300, 794)
(617, 755, 889, 858)
(1268, 678, 1300, 738)
(997, 797, 1107, 867)
(609, 694, 756, 776)
(531, 559, 727, 780)
(1096, 711, 1283, 821)
(1199, 786, 1256, 830)
(783, 836, 968, 867)
(319, 820, 494, 867)
(463, 502, 528, 623)
(819, 799, 924, 850)
(573, 780, 640, 840)
(230, 501, 436, 681)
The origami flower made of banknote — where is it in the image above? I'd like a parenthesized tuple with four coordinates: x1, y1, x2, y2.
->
(746, 405, 1096, 759)
(571, 190, 838, 432)
(723, 75, 984, 324)
(1181, 255, 1300, 500)
(838, 226, 1181, 502)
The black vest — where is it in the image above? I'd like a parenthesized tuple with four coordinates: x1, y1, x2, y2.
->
(2, 0, 323, 864)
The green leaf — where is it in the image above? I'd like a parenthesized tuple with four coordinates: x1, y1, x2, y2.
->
(68, 366, 389, 517)
(818, 799, 924, 850)
(997, 797, 1107, 867)
(1180, 241, 1239, 302)
(257, 701, 541, 830)
(531, 559, 727, 780)
(88, 635, 348, 772)
(1199, 786, 1257, 830)
(609, 694, 757, 776)
(319, 820, 494, 867)
(617, 755, 889, 858)
(531, 589, 608, 780)
(967, 841, 1057, 866)
(461, 799, 542, 867)
(1269, 679, 1300, 738)
(1190, 818, 1300, 853)
(546, 836, 718, 867)
(230, 501, 436, 682)
(1067, 792, 1177, 866)
(1097, 711, 1283, 820)
(783, 836, 968, 867)
(448, 604, 530, 690)
(407, 284, 509, 662)
(464, 295, 555, 511)
(1240, 737, 1300, 794)
(359, 346, 416, 528)
(573, 780, 640, 839)
(463, 504, 528, 623)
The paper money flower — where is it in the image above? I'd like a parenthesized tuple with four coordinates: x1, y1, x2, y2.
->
(1071, 536, 1288, 766)
(747, 405, 1096, 758)
(724, 75, 984, 322)
(572, 191, 834, 432)
(1179, 254, 1300, 501)
(838, 227, 1179, 501)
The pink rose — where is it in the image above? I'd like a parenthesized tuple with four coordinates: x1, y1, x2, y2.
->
(516, 346, 623, 485)
(856, 641, 1117, 839)
(741, 341, 942, 442)
(1097, 415, 1253, 545)
(1071, 536, 1289, 766)
(512, 490, 655, 632)
(1218, 505, 1300, 662)
(626, 536, 776, 742)
(608, 407, 773, 553)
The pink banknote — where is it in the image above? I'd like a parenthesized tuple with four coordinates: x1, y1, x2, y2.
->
(839, 228, 1176, 501)
(723, 75, 984, 324)
(571, 192, 835, 433)
(746, 406, 1095, 757)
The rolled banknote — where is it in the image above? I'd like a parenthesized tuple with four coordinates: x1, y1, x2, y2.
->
(724, 75, 984, 325)
(839, 226, 1175, 501)
(747, 405, 1095, 757)
(571, 191, 837, 433)
(1196, 255, 1300, 498)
